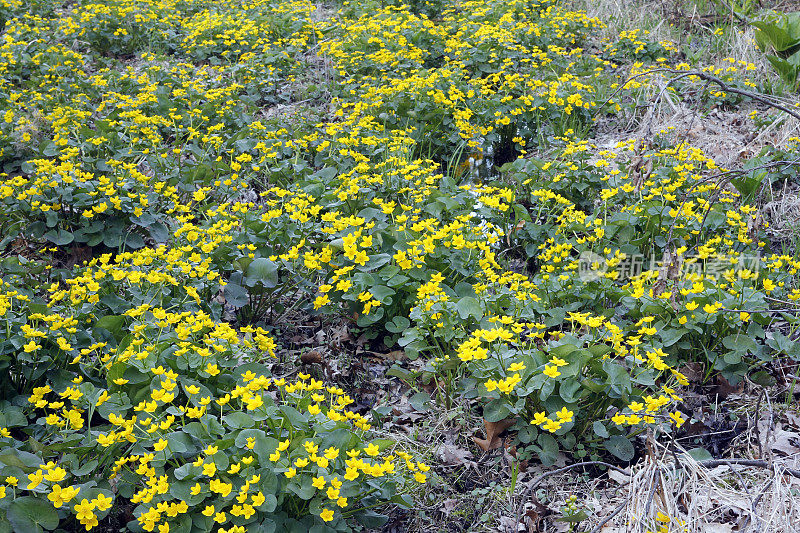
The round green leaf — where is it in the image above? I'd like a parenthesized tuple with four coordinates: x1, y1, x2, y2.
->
(8, 496, 59, 532)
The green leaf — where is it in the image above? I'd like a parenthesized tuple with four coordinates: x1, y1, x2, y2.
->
(409, 391, 431, 412)
(659, 328, 686, 348)
(592, 421, 609, 439)
(287, 476, 315, 500)
(223, 412, 255, 429)
(722, 334, 758, 353)
(8, 496, 59, 532)
(72, 459, 98, 477)
(536, 433, 559, 466)
(482, 399, 511, 422)
(43, 229, 74, 246)
(368, 285, 395, 303)
(124, 232, 145, 250)
(604, 435, 634, 461)
(386, 316, 410, 333)
(253, 519, 276, 533)
(224, 282, 249, 309)
(0, 404, 26, 427)
(355, 511, 389, 528)
(686, 447, 713, 461)
(559, 379, 581, 403)
(246, 258, 279, 288)
(95, 315, 125, 339)
(455, 296, 482, 320)
(603, 361, 631, 396)
(166, 432, 195, 454)
(750, 370, 776, 387)
(556, 510, 589, 523)
(280, 405, 307, 428)
(722, 351, 742, 365)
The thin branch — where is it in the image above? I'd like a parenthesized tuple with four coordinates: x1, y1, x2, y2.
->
(589, 498, 628, 533)
(513, 461, 631, 532)
(695, 458, 800, 478)
(595, 67, 800, 121)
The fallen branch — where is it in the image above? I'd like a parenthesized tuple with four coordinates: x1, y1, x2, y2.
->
(512, 461, 631, 532)
(589, 499, 627, 533)
(695, 458, 800, 479)
(595, 67, 800, 122)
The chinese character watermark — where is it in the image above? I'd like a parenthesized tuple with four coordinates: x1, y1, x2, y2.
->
(578, 251, 761, 283)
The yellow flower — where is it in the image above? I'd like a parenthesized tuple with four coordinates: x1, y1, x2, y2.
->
(74, 498, 96, 521)
(27, 470, 43, 490)
(48, 484, 80, 507)
(324, 447, 339, 460)
(543, 365, 561, 378)
(763, 278, 776, 293)
(507, 362, 526, 372)
(320, 508, 334, 522)
(556, 407, 574, 423)
(531, 412, 547, 426)
(93, 493, 113, 512)
(44, 467, 67, 483)
(210, 478, 232, 497)
(251, 492, 266, 507)
(364, 443, 380, 457)
(543, 419, 562, 433)
(669, 411, 685, 428)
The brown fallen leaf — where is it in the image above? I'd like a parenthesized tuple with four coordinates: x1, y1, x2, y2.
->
(436, 444, 476, 468)
(472, 417, 516, 452)
(363, 350, 407, 361)
(441, 499, 458, 517)
(608, 468, 629, 485)
(679, 362, 704, 383)
(524, 497, 552, 533)
(712, 375, 741, 399)
(300, 349, 323, 365)
(771, 428, 800, 456)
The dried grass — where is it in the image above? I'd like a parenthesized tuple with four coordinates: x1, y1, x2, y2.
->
(762, 182, 800, 241)
(592, 440, 800, 532)
(511, 439, 800, 533)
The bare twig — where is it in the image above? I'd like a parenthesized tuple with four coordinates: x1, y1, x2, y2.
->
(694, 458, 800, 478)
(596, 67, 800, 121)
(589, 498, 628, 533)
(639, 465, 661, 533)
(513, 461, 631, 532)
